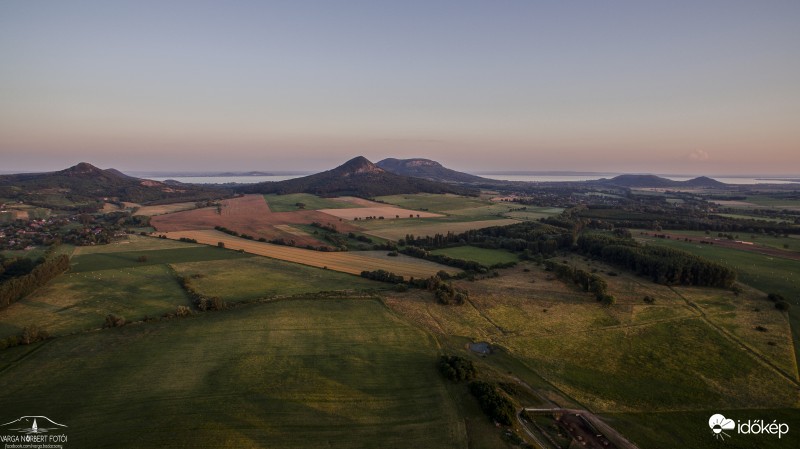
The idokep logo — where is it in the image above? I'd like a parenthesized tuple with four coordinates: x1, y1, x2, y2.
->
(708, 413, 790, 441)
(709, 414, 736, 440)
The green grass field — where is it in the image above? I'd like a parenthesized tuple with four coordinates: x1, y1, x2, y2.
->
(634, 228, 800, 253)
(430, 246, 519, 266)
(70, 246, 251, 273)
(376, 193, 491, 213)
(263, 193, 358, 211)
(0, 299, 465, 449)
(73, 234, 202, 254)
(504, 206, 564, 221)
(716, 212, 792, 224)
(0, 234, 389, 339)
(637, 233, 800, 383)
(171, 256, 383, 303)
(0, 264, 188, 338)
(384, 261, 799, 447)
(358, 217, 518, 241)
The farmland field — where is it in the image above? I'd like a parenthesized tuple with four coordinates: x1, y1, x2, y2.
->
(383, 260, 799, 447)
(376, 193, 491, 214)
(358, 218, 519, 241)
(0, 264, 188, 339)
(131, 201, 199, 216)
(636, 233, 800, 375)
(171, 256, 383, 303)
(160, 229, 456, 279)
(150, 194, 356, 247)
(0, 299, 466, 449)
(73, 234, 202, 254)
(263, 193, 359, 212)
(318, 206, 442, 220)
(71, 246, 251, 273)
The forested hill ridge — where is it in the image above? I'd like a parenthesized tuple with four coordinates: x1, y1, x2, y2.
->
(0, 162, 224, 206)
(239, 156, 476, 197)
(596, 174, 726, 188)
(376, 158, 490, 183)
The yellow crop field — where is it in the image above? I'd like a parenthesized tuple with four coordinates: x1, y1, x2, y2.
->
(133, 202, 199, 216)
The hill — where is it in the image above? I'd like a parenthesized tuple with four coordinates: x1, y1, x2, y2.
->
(0, 162, 224, 207)
(376, 158, 489, 183)
(239, 156, 475, 197)
(682, 176, 727, 187)
(598, 174, 726, 188)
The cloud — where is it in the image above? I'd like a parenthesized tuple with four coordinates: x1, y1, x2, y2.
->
(688, 149, 710, 161)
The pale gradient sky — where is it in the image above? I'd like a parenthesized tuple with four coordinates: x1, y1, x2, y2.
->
(1, 1, 798, 174)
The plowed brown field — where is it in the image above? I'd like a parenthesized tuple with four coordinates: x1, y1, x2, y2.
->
(150, 195, 357, 247)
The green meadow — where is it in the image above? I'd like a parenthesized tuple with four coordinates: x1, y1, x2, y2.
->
(171, 256, 383, 303)
(263, 193, 356, 211)
(0, 299, 465, 449)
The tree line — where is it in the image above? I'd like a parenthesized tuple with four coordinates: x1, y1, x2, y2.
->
(0, 254, 70, 309)
(543, 260, 614, 305)
(400, 220, 574, 256)
(469, 381, 515, 426)
(360, 270, 470, 306)
(576, 234, 736, 288)
(438, 355, 477, 381)
(176, 275, 226, 311)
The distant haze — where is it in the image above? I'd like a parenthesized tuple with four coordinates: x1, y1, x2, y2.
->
(1, 1, 798, 175)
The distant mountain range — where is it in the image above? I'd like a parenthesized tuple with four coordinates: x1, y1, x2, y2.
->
(239, 156, 475, 197)
(0, 162, 223, 206)
(0, 159, 731, 209)
(596, 174, 726, 188)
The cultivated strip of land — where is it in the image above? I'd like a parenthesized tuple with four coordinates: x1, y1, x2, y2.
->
(318, 206, 443, 220)
(159, 229, 454, 279)
(360, 218, 520, 240)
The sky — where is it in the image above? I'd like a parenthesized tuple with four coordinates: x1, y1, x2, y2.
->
(1, 0, 798, 175)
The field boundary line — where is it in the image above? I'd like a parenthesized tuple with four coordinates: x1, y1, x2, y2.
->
(670, 287, 800, 387)
(0, 339, 53, 376)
